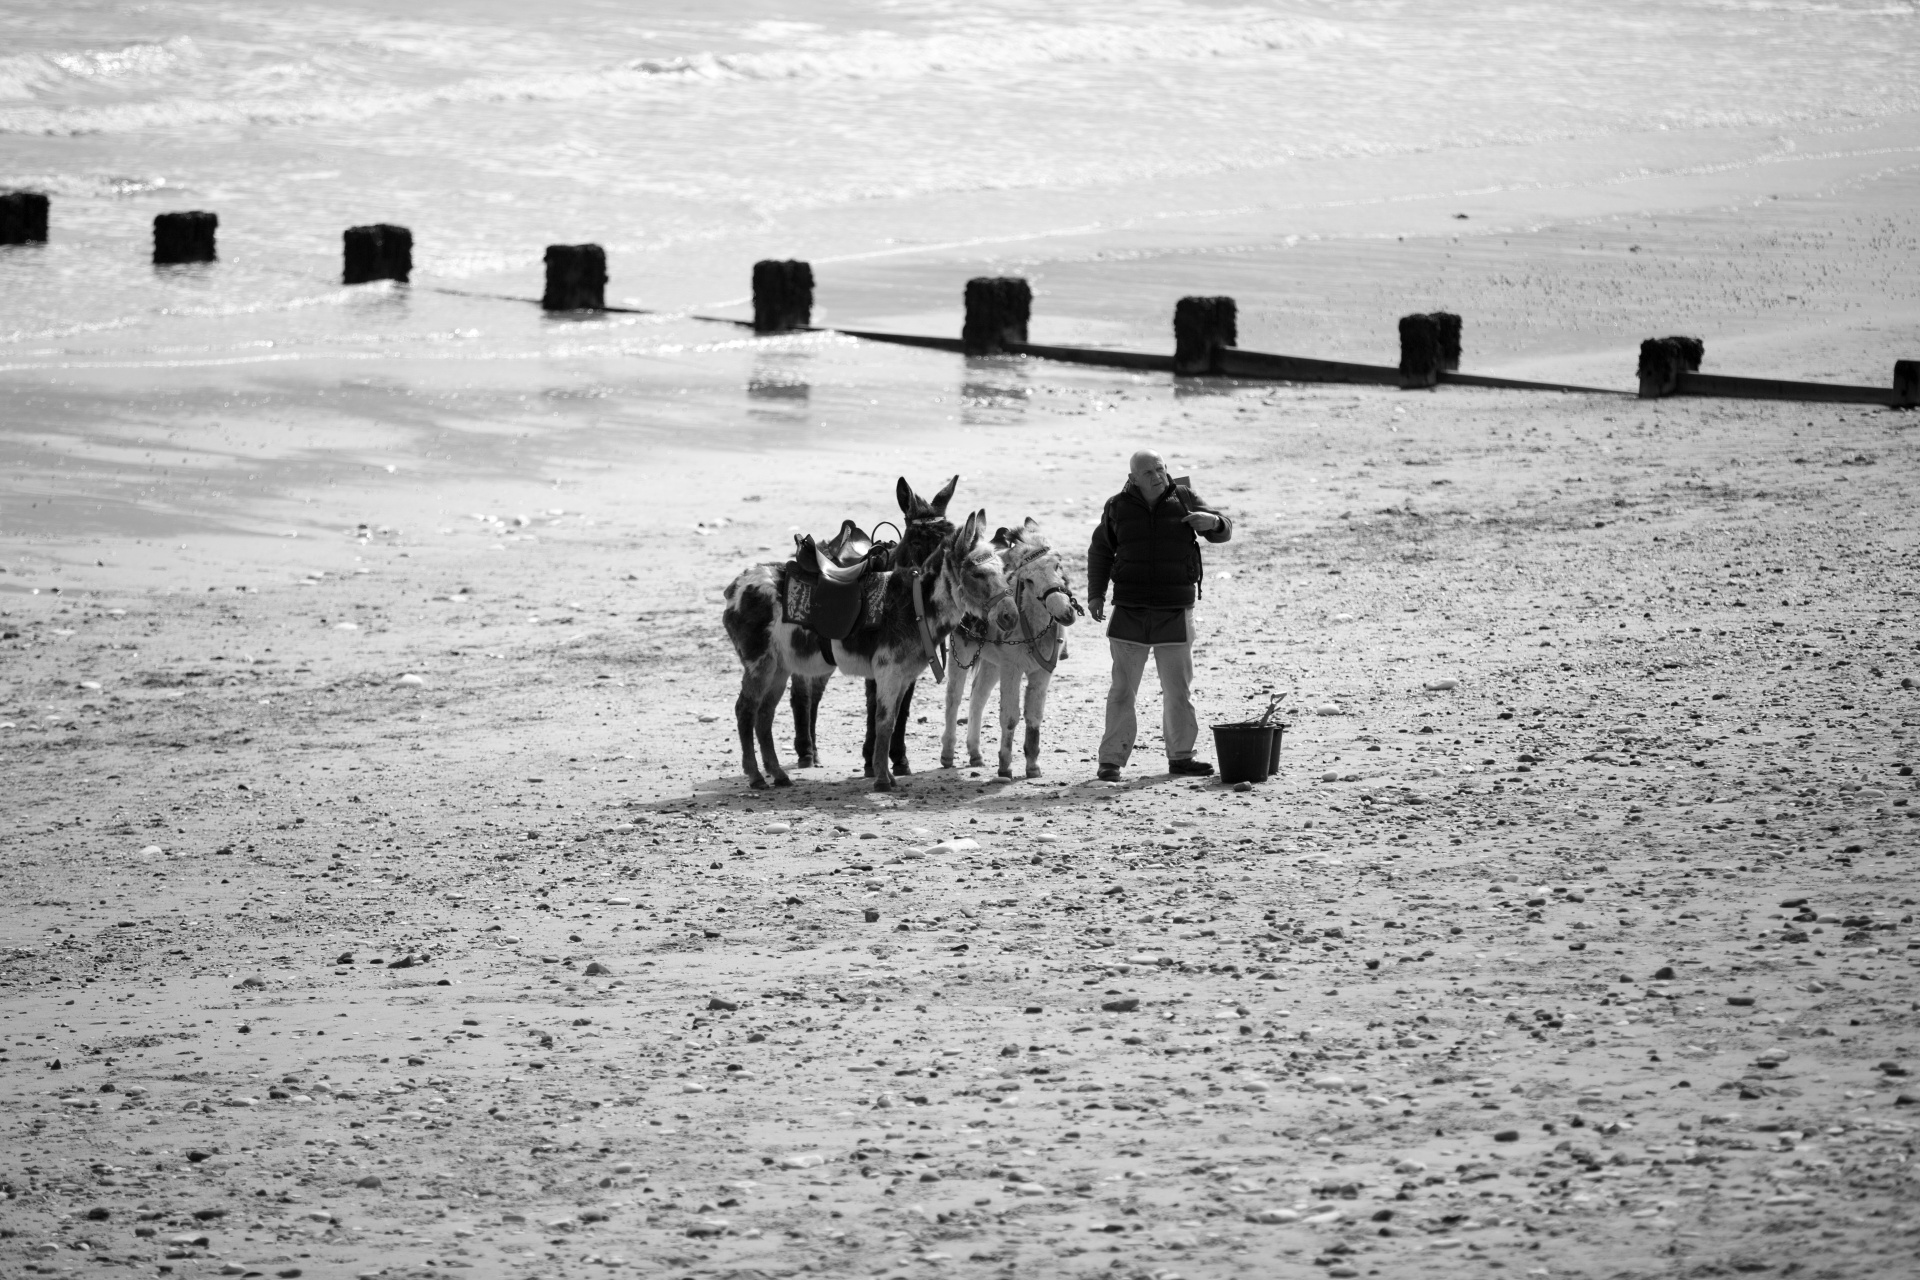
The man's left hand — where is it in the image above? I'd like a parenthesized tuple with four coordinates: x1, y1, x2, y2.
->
(1182, 510, 1220, 533)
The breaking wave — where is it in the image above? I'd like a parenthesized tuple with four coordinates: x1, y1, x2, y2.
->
(0, 12, 1356, 136)
(0, 38, 202, 102)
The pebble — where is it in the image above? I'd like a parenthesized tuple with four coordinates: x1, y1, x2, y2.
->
(1393, 1159, 1427, 1175)
(354, 1175, 382, 1189)
(1728, 996, 1756, 1007)
(708, 997, 739, 1011)
(585, 961, 613, 976)
(1101, 997, 1140, 1013)
(1424, 678, 1459, 691)
(1247, 1207, 1300, 1224)
(765, 822, 792, 834)
(1310, 1074, 1346, 1091)
(1315, 703, 1342, 716)
(603, 897, 630, 906)
(334, 622, 359, 631)
(1036, 833, 1060, 843)
(395, 674, 425, 686)
(780, 1153, 826, 1169)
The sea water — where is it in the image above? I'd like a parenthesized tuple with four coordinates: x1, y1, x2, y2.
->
(4, 0, 1918, 359)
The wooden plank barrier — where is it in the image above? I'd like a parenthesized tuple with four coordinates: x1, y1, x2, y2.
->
(1, 190, 50, 245)
(752, 259, 813, 332)
(153, 211, 217, 264)
(343, 224, 412, 285)
(1639, 334, 1911, 405)
(962, 277, 1032, 355)
(1896, 361, 1919, 409)
(1173, 296, 1237, 375)
(542, 244, 606, 312)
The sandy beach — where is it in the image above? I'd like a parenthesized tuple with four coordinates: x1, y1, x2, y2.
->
(3, 346, 1918, 1277)
(7, 2, 1920, 1276)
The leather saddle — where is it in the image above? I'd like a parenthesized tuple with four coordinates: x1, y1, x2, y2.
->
(783, 520, 892, 641)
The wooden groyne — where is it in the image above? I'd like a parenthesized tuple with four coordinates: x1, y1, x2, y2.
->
(5, 196, 1912, 407)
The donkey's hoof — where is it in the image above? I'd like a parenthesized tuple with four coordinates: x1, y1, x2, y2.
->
(772, 773, 793, 788)
(939, 753, 955, 769)
(795, 754, 816, 768)
(748, 776, 770, 791)
(872, 775, 895, 793)
(1026, 763, 1044, 779)
(967, 753, 986, 768)
(996, 765, 1014, 779)
(893, 760, 912, 777)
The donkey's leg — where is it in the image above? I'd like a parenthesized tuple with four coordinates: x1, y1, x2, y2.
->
(891, 682, 914, 775)
(862, 679, 878, 778)
(996, 666, 1022, 779)
(755, 675, 792, 788)
(940, 662, 966, 768)
(869, 667, 912, 793)
(969, 660, 998, 768)
(735, 658, 783, 789)
(1022, 670, 1052, 779)
(789, 675, 814, 768)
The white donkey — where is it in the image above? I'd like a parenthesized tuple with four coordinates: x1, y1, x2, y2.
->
(940, 519, 1082, 779)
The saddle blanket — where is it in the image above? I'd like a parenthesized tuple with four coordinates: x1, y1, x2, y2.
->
(782, 565, 891, 641)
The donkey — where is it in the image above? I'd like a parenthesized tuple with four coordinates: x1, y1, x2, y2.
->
(787, 477, 957, 776)
(940, 518, 1081, 778)
(723, 504, 1019, 792)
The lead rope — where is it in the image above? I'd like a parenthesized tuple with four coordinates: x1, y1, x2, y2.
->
(911, 565, 946, 684)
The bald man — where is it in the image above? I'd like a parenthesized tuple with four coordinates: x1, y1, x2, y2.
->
(1085, 449, 1233, 781)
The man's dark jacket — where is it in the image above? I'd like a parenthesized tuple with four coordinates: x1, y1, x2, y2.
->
(1086, 481, 1232, 610)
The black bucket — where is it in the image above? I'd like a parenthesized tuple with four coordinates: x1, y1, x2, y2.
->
(1212, 721, 1276, 784)
(1269, 722, 1288, 775)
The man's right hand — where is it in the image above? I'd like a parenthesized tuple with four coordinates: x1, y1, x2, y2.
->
(1089, 597, 1105, 622)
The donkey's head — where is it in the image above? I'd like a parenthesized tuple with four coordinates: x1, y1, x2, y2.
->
(896, 475, 958, 568)
(944, 509, 1019, 635)
(998, 517, 1080, 626)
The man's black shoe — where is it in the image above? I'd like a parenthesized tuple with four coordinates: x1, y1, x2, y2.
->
(1096, 764, 1122, 782)
(1168, 758, 1214, 777)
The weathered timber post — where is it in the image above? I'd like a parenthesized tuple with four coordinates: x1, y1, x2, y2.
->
(343, 224, 412, 284)
(1398, 313, 1443, 387)
(962, 277, 1031, 355)
(1432, 311, 1462, 371)
(542, 244, 606, 311)
(1173, 296, 1237, 375)
(1, 190, 50, 245)
(1636, 335, 1705, 399)
(153, 211, 217, 264)
(752, 259, 814, 332)
(1895, 360, 1919, 409)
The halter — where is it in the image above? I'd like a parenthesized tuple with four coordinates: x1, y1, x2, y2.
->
(968, 553, 1083, 675)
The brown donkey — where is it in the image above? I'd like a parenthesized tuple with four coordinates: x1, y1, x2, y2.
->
(787, 477, 957, 776)
(723, 502, 1018, 792)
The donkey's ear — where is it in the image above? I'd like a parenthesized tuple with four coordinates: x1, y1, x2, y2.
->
(896, 477, 919, 516)
(930, 475, 959, 516)
(1022, 516, 1040, 532)
(959, 509, 981, 547)
(991, 526, 1013, 550)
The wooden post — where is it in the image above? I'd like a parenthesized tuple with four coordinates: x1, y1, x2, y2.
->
(1895, 360, 1919, 409)
(542, 244, 606, 312)
(1398, 313, 1443, 387)
(1173, 296, 1237, 375)
(153, 211, 217, 264)
(1432, 311, 1462, 371)
(752, 259, 814, 332)
(343, 224, 412, 285)
(1637, 335, 1704, 399)
(1, 190, 49, 245)
(962, 277, 1031, 355)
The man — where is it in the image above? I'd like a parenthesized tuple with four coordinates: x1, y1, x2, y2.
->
(1085, 449, 1233, 782)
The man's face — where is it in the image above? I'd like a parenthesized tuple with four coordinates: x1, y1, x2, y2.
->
(1130, 454, 1169, 502)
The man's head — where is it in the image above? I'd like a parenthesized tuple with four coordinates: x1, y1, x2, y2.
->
(1128, 449, 1170, 504)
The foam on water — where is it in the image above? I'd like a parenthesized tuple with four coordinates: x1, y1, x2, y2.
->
(2, 0, 1918, 367)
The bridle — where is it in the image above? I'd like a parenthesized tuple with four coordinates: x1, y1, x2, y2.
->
(910, 544, 1012, 685)
(955, 551, 1083, 675)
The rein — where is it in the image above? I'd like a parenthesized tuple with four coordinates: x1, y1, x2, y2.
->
(969, 562, 1083, 675)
